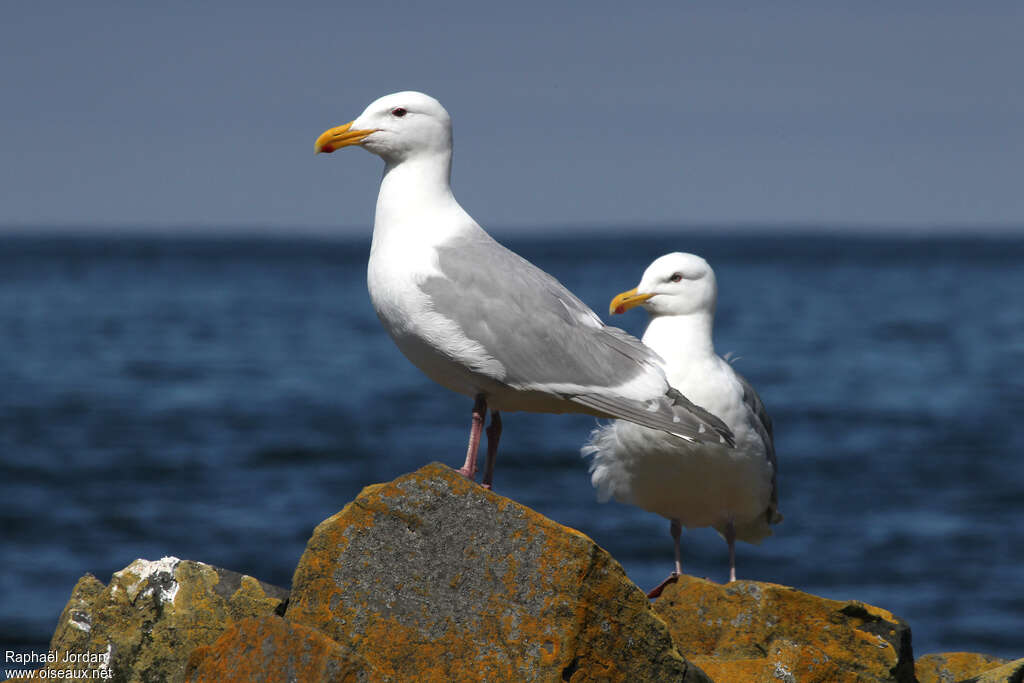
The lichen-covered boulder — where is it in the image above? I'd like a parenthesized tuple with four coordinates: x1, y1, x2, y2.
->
(185, 615, 374, 682)
(652, 574, 914, 683)
(34, 557, 287, 682)
(915, 652, 1011, 683)
(285, 462, 710, 682)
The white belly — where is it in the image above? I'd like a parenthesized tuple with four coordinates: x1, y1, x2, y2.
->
(587, 405, 774, 541)
(370, 293, 596, 414)
(622, 422, 771, 526)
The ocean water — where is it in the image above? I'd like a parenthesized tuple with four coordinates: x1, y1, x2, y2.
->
(1, 230, 1022, 659)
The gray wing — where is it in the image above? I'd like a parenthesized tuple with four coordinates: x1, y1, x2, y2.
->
(736, 371, 782, 524)
(421, 232, 734, 445)
(572, 384, 735, 447)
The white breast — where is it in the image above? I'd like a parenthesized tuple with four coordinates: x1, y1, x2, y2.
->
(366, 224, 506, 399)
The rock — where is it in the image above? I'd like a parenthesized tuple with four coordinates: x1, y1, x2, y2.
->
(957, 657, 1024, 683)
(19, 463, 1018, 683)
(915, 652, 1011, 683)
(32, 557, 287, 682)
(285, 462, 710, 682)
(185, 615, 374, 682)
(652, 574, 915, 683)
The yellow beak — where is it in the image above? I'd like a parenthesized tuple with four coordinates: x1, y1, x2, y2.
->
(609, 287, 654, 315)
(314, 121, 376, 154)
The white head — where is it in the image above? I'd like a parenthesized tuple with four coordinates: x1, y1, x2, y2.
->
(314, 91, 452, 164)
(610, 252, 717, 318)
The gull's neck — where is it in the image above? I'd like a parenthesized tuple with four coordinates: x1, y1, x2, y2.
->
(372, 151, 474, 250)
(641, 311, 716, 365)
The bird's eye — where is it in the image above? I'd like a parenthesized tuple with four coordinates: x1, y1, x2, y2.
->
(669, 273, 683, 283)
(391, 107, 407, 117)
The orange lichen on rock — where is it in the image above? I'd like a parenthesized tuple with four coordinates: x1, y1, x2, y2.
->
(25, 557, 288, 682)
(185, 615, 372, 682)
(285, 462, 710, 682)
(915, 651, 1011, 683)
(956, 657, 1024, 683)
(29, 463, 1022, 683)
(653, 574, 915, 683)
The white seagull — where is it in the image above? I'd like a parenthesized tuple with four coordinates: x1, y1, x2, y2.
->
(582, 252, 781, 592)
(314, 92, 733, 487)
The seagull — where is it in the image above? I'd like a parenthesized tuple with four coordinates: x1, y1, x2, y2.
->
(314, 92, 733, 488)
(582, 252, 780, 592)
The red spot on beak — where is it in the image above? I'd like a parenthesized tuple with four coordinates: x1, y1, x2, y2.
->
(614, 305, 625, 315)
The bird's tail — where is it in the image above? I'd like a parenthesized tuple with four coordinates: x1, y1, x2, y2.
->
(581, 422, 631, 504)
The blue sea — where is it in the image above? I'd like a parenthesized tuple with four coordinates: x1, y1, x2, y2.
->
(2, 230, 1023, 660)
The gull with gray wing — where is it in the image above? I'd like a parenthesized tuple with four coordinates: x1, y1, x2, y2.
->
(583, 252, 781, 592)
(314, 92, 733, 488)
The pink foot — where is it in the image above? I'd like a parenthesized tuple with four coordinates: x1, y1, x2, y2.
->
(456, 467, 476, 480)
(646, 572, 680, 599)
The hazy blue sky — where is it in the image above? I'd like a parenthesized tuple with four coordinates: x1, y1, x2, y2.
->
(2, 1, 1021, 233)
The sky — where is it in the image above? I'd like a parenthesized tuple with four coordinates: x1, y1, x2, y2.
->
(2, 1, 1022, 234)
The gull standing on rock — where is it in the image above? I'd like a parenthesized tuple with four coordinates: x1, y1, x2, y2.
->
(583, 253, 781, 592)
(314, 92, 734, 488)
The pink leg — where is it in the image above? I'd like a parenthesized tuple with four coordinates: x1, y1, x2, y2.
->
(457, 395, 487, 481)
(725, 519, 737, 583)
(672, 518, 683, 575)
(648, 519, 683, 599)
(481, 411, 501, 490)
